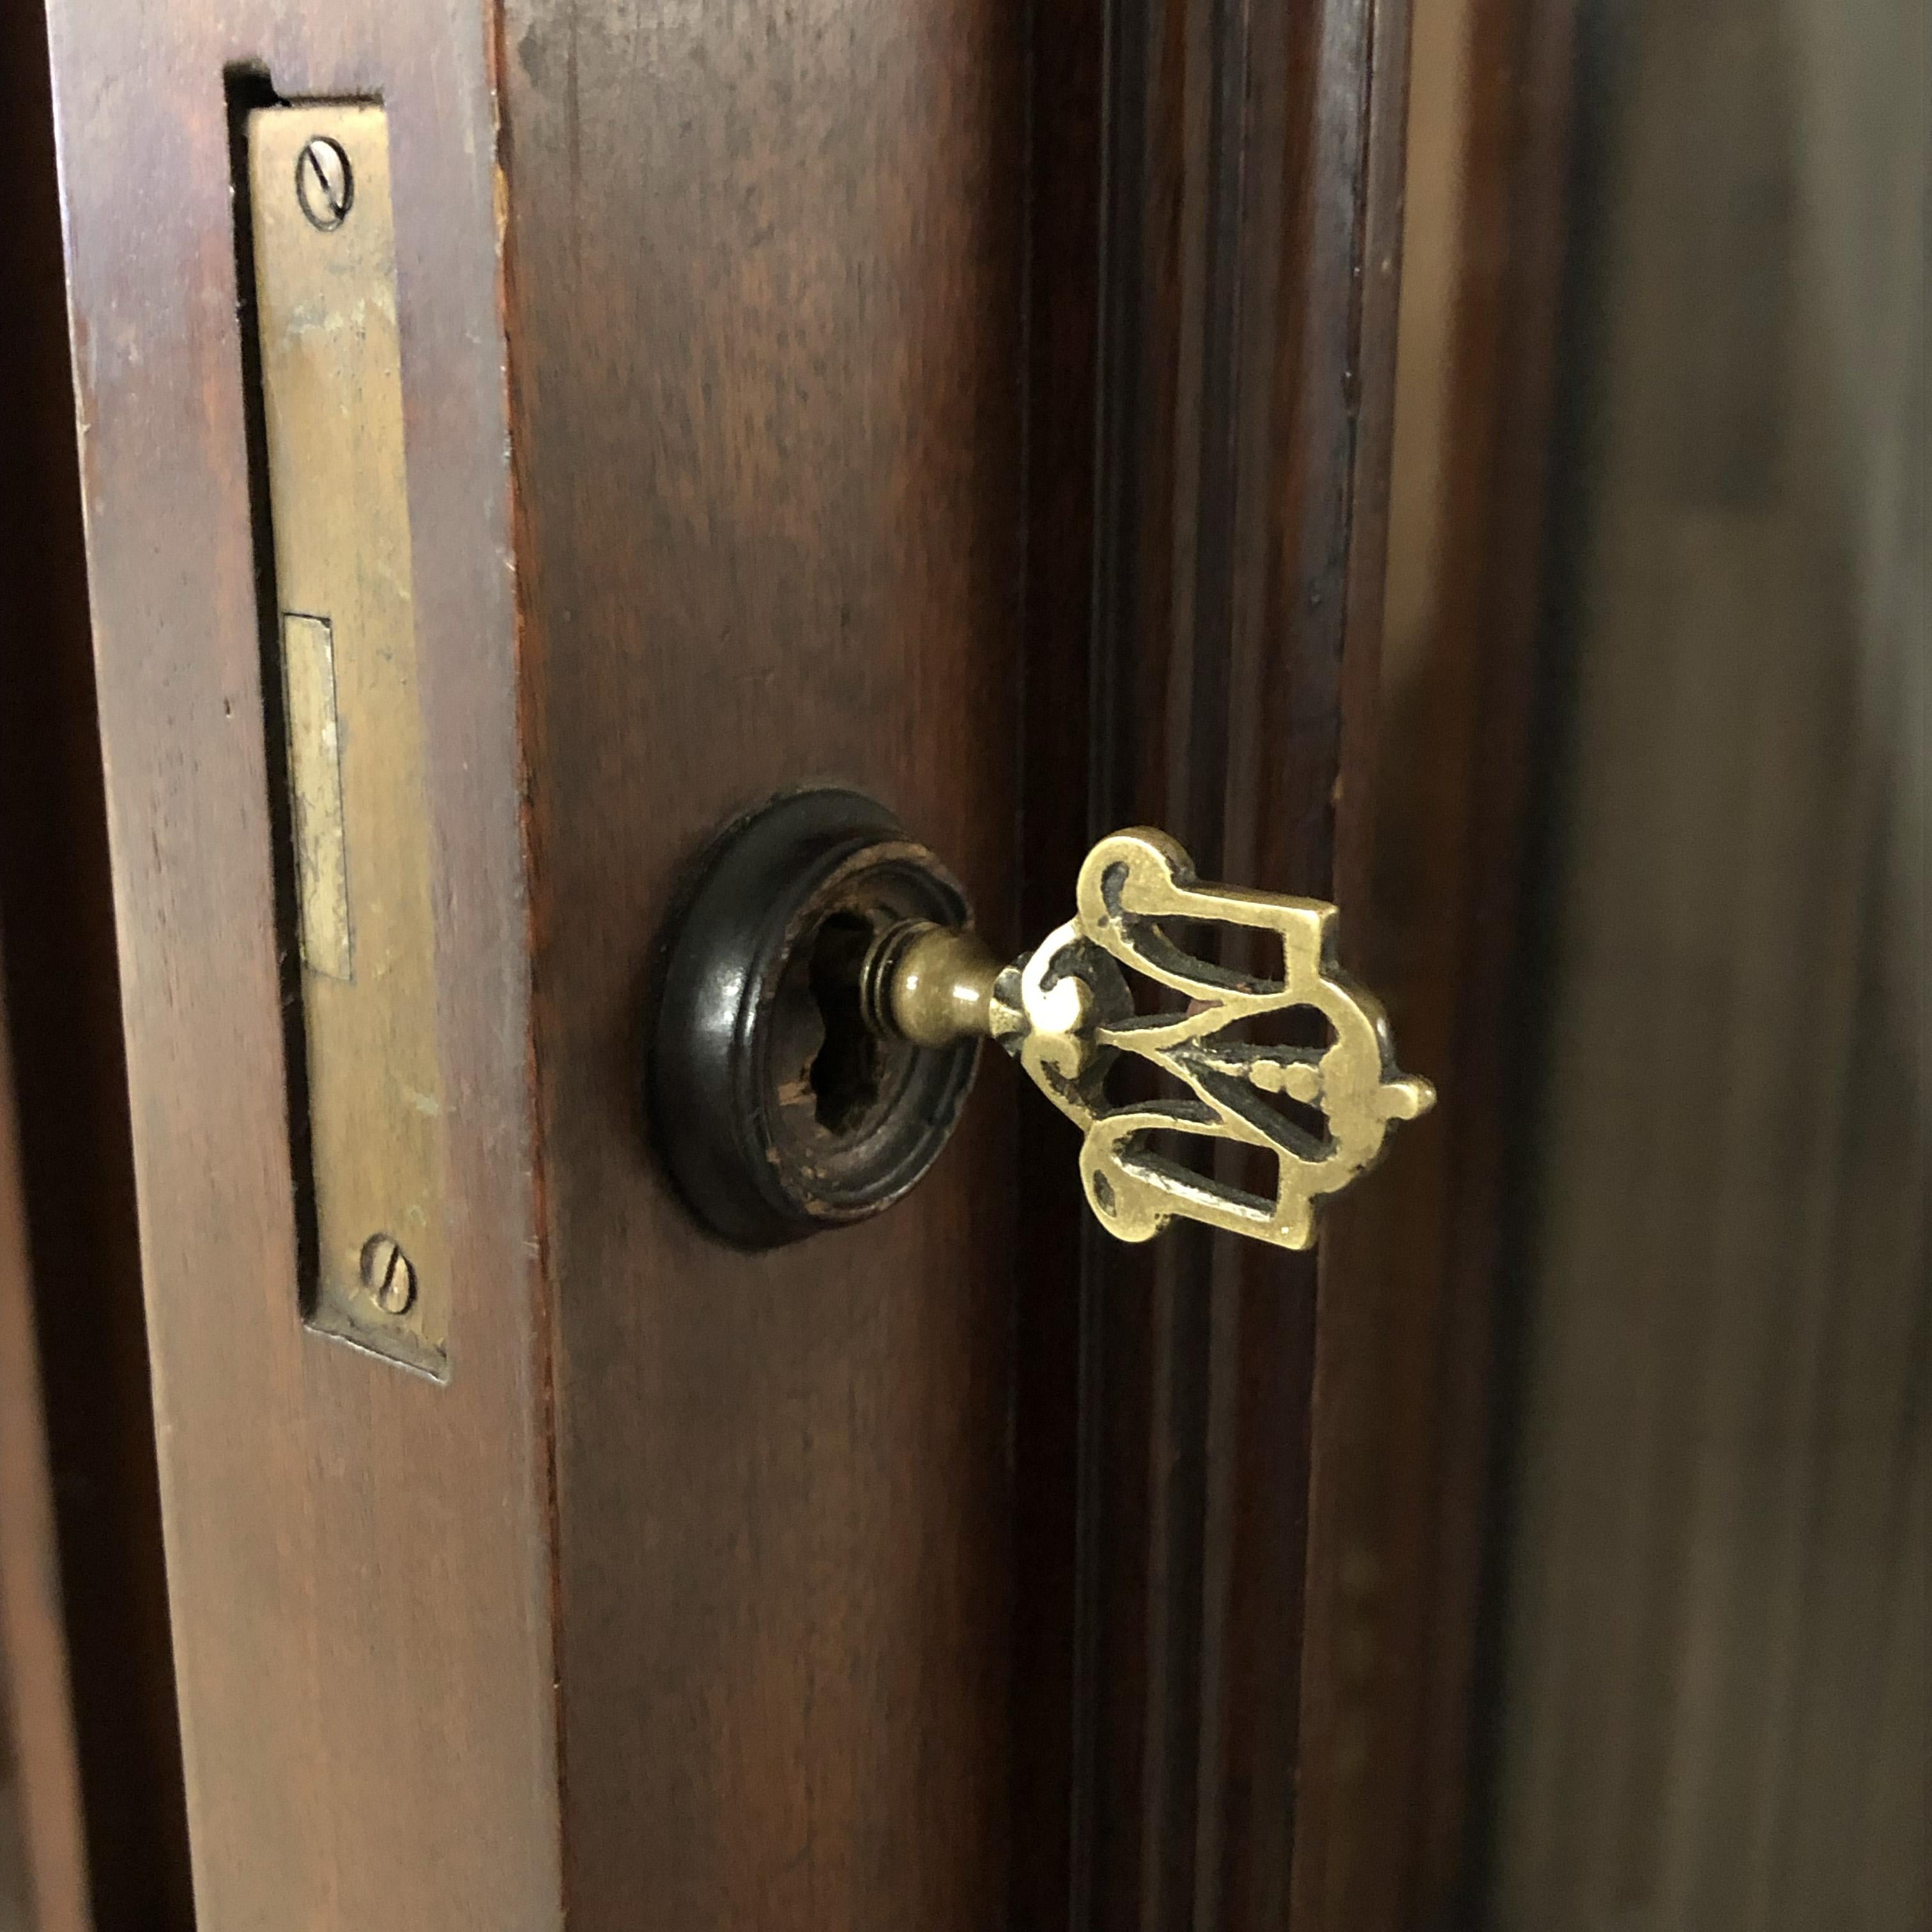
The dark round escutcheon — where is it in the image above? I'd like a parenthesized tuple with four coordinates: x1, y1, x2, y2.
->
(650, 788, 980, 1249)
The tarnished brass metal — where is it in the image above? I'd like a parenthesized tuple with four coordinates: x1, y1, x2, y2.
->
(278, 613, 353, 981)
(867, 829, 1433, 1250)
(860, 921, 1001, 1050)
(249, 105, 448, 1374)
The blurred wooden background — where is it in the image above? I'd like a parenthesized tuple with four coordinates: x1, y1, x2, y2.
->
(1369, 0, 1924, 1927)
(1476, 3, 1926, 1927)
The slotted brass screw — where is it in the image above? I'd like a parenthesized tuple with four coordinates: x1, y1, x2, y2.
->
(296, 135, 353, 231)
(359, 1234, 416, 1316)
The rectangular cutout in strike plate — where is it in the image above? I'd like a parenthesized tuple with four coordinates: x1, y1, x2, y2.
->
(245, 101, 448, 1377)
(279, 613, 353, 982)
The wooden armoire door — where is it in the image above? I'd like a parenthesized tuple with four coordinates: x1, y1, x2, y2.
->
(42, 0, 1414, 1925)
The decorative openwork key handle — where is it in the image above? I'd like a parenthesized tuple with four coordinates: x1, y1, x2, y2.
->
(650, 791, 1434, 1252)
(863, 829, 1434, 1250)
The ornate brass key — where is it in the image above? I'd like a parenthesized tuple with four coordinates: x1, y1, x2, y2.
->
(861, 828, 1434, 1250)
(652, 791, 1432, 1252)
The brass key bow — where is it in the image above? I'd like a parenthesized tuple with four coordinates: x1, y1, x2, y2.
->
(862, 829, 1434, 1250)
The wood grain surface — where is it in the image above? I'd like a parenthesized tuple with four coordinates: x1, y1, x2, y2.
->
(43, 4, 561, 1924)
(0, 1, 192, 1920)
(498, 1, 1025, 1921)
(45, 0, 1413, 1921)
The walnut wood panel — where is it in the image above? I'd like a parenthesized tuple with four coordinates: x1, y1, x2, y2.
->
(0, 2, 190, 1920)
(44, 4, 561, 1925)
(498, 2, 1023, 1923)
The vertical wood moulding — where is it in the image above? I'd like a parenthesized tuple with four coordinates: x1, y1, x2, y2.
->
(1287, 0, 1419, 1924)
(1406, 3, 1583, 1919)
(1020, 0, 1416, 1923)
(1012, 7, 1106, 1924)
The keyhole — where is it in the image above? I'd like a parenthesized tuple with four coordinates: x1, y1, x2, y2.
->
(807, 913, 883, 1134)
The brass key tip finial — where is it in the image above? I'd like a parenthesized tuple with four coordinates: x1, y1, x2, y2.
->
(859, 920, 1002, 1051)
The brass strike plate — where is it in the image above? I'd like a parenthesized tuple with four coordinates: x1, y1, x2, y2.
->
(247, 104, 448, 1376)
